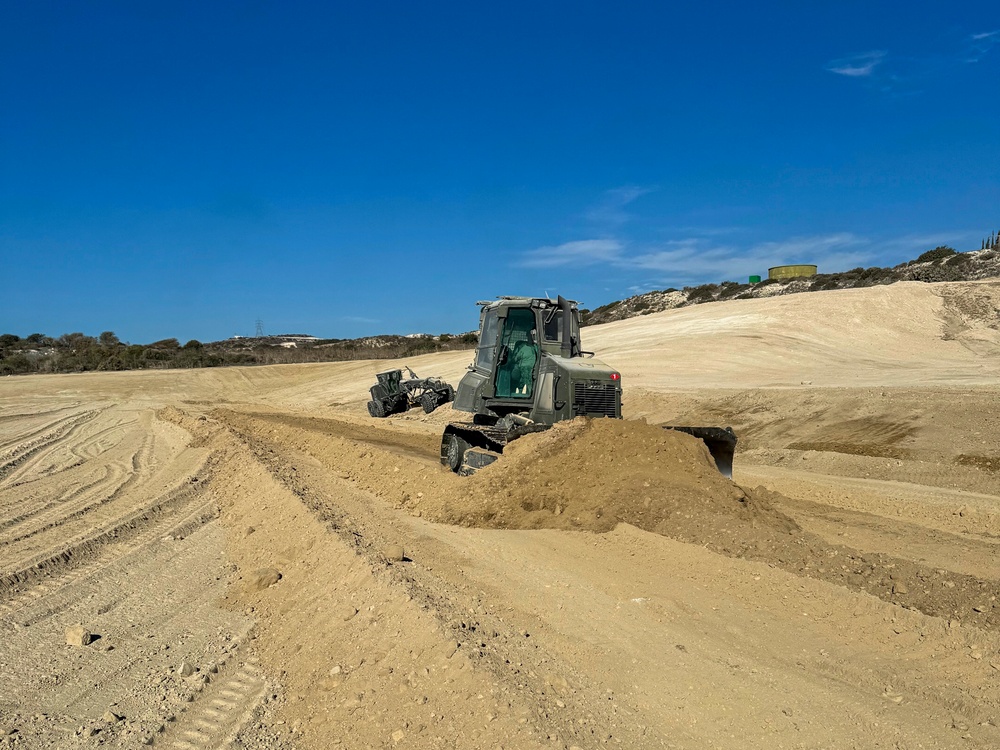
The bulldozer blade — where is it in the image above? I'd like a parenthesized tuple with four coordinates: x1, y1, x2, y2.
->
(662, 426, 737, 479)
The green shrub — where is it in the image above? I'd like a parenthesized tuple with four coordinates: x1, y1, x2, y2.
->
(916, 246, 956, 263)
(687, 284, 719, 302)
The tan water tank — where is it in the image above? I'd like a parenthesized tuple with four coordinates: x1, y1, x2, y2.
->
(768, 264, 817, 280)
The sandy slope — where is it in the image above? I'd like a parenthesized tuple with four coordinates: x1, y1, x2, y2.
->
(0, 279, 998, 749)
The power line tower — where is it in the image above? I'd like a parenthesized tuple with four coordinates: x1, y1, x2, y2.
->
(255, 318, 265, 338)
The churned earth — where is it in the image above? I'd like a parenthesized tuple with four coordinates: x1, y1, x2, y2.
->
(0, 279, 998, 749)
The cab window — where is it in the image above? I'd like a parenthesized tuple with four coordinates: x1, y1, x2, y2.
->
(543, 310, 563, 342)
(475, 311, 499, 371)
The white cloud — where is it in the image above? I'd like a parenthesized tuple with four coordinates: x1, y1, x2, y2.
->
(518, 239, 624, 268)
(825, 50, 886, 77)
(516, 232, 877, 284)
(625, 233, 870, 284)
(966, 30, 1000, 62)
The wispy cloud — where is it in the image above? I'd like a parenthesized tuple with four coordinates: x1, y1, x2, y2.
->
(966, 30, 1000, 62)
(626, 233, 870, 283)
(583, 185, 655, 227)
(518, 239, 624, 269)
(827, 30, 1000, 91)
(517, 232, 874, 285)
(825, 50, 886, 77)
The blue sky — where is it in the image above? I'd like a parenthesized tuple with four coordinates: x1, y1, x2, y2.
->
(2, 2, 998, 342)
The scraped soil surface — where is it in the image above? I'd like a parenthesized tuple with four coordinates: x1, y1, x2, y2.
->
(1, 279, 999, 749)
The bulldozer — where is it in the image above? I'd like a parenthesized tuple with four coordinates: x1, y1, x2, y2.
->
(440, 295, 737, 476)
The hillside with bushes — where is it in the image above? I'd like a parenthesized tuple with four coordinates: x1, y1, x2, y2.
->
(5, 239, 998, 376)
(0, 331, 477, 376)
(583, 242, 1000, 325)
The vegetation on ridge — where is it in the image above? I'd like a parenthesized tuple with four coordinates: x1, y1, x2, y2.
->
(583, 241, 999, 325)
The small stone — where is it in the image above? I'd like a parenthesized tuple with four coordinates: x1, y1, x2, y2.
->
(341, 606, 359, 622)
(245, 526, 256, 536)
(102, 711, 122, 723)
(392, 729, 405, 743)
(330, 665, 342, 675)
(892, 582, 909, 595)
(178, 662, 195, 677)
(65, 625, 93, 647)
(246, 568, 281, 591)
(384, 545, 405, 563)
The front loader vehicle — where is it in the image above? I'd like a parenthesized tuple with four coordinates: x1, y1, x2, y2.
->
(367, 368, 455, 418)
(440, 295, 737, 476)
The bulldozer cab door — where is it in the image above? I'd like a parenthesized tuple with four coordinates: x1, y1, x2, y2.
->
(494, 308, 537, 399)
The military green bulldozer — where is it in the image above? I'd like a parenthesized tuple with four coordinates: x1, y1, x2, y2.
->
(440, 295, 737, 476)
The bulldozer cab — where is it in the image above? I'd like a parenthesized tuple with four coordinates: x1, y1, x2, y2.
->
(494, 308, 538, 399)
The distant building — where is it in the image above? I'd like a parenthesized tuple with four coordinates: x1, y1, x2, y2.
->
(768, 264, 818, 280)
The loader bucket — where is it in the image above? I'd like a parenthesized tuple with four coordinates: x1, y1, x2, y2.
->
(663, 426, 737, 479)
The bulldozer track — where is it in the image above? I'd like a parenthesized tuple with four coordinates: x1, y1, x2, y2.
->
(0, 481, 209, 599)
(163, 656, 269, 750)
(220, 410, 441, 465)
(0, 435, 151, 549)
(0, 498, 218, 624)
(0, 409, 102, 486)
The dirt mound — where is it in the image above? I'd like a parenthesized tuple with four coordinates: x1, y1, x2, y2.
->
(214, 410, 1000, 631)
(434, 418, 798, 537)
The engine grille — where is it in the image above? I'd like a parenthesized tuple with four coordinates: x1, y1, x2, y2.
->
(572, 382, 619, 418)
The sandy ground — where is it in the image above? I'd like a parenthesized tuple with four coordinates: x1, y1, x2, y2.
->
(1, 279, 998, 749)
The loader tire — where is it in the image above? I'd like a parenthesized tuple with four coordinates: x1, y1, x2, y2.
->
(420, 393, 438, 414)
(367, 400, 387, 418)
